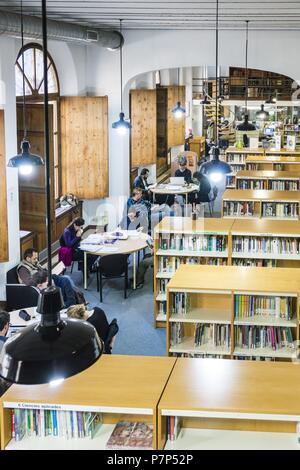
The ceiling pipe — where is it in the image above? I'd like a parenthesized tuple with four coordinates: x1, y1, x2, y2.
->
(0, 10, 123, 49)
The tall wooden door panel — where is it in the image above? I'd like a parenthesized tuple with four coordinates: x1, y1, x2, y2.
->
(130, 89, 157, 167)
(60, 96, 108, 199)
(17, 103, 55, 251)
(0, 110, 8, 262)
(167, 86, 185, 148)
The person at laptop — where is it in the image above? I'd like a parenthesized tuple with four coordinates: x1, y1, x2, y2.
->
(191, 171, 218, 208)
(175, 156, 192, 184)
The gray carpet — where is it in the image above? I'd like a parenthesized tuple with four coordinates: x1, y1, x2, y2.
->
(69, 258, 166, 356)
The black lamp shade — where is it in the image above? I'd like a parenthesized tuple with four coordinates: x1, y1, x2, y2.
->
(202, 146, 232, 175)
(236, 115, 256, 131)
(172, 101, 186, 115)
(202, 158, 232, 175)
(112, 112, 132, 130)
(7, 139, 44, 168)
(0, 287, 103, 385)
(256, 104, 269, 120)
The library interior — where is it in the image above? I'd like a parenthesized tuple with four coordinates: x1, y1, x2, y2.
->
(1, 0, 300, 452)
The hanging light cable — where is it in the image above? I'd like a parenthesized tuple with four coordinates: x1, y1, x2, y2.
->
(236, 21, 256, 131)
(112, 19, 131, 134)
(172, 67, 186, 118)
(7, 0, 44, 175)
(201, 0, 232, 182)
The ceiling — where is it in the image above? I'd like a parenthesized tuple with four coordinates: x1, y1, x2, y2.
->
(0, 0, 300, 31)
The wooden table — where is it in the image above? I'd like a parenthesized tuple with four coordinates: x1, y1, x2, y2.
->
(150, 183, 198, 211)
(158, 358, 300, 450)
(82, 233, 148, 290)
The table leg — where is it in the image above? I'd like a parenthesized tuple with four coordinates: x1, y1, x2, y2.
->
(133, 252, 136, 290)
(185, 193, 188, 216)
(84, 251, 87, 290)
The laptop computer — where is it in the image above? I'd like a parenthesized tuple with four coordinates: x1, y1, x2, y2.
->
(169, 177, 185, 185)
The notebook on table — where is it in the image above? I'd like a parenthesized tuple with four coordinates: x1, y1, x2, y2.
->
(169, 177, 185, 185)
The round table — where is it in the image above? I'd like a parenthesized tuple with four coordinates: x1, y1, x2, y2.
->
(150, 183, 198, 209)
(83, 233, 148, 290)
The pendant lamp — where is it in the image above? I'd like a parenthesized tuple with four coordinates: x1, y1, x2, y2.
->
(236, 21, 256, 131)
(112, 19, 131, 134)
(0, 0, 103, 386)
(201, 0, 232, 181)
(172, 68, 186, 118)
(256, 104, 269, 120)
(7, 0, 44, 175)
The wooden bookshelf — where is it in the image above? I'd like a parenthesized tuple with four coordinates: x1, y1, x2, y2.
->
(246, 154, 300, 172)
(0, 355, 175, 450)
(158, 358, 300, 450)
(223, 147, 264, 189)
(153, 217, 234, 328)
(222, 189, 300, 220)
(235, 171, 300, 191)
(231, 219, 300, 268)
(166, 264, 300, 361)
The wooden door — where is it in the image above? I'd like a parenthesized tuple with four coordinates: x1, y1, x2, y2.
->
(0, 110, 8, 262)
(17, 103, 55, 251)
(60, 96, 108, 199)
(167, 86, 185, 148)
(130, 89, 157, 167)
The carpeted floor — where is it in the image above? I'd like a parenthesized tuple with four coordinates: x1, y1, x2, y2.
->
(69, 258, 166, 356)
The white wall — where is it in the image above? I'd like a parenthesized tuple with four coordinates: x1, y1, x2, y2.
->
(0, 37, 20, 300)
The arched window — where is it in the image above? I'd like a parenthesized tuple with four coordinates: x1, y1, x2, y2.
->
(15, 43, 59, 97)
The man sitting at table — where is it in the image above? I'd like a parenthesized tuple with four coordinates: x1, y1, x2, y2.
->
(0, 311, 10, 353)
(174, 155, 192, 184)
(17, 248, 85, 308)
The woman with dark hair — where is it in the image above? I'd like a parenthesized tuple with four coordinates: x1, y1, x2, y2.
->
(59, 217, 97, 272)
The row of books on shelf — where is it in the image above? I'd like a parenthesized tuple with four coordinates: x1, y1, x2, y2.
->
(158, 256, 227, 273)
(237, 180, 299, 191)
(171, 293, 190, 315)
(247, 164, 284, 171)
(262, 203, 298, 218)
(229, 164, 245, 172)
(194, 324, 231, 348)
(232, 236, 300, 255)
(172, 353, 276, 361)
(171, 326, 294, 352)
(235, 326, 294, 350)
(167, 417, 181, 442)
(223, 201, 255, 217)
(226, 155, 247, 163)
(158, 301, 167, 315)
(158, 234, 227, 252)
(10, 411, 153, 450)
(234, 295, 294, 320)
(270, 181, 299, 191)
(232, 259, 276, 267)
(158, 279, 169, 294)
(237, 180, 268, 190)
(11, 409, 103, 441)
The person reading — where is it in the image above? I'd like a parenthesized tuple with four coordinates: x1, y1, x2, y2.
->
(67, 304, 119, 354)
(133, 168, 153, 201)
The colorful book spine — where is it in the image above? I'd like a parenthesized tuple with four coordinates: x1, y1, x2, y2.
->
(234, 295, 294, 320)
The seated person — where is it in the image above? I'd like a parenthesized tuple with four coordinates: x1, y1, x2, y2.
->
(133, 168, 153, 200)
(59, 217, 97, 272)
(17, 249, 85, 308)
(0, 311, 10, 353)
(123, 188, 172, 234)
(67, 304, 118, 354)
(175, 156, 192, 184)
(29, 270, 78, 308)
(191, 171, 218, 207)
